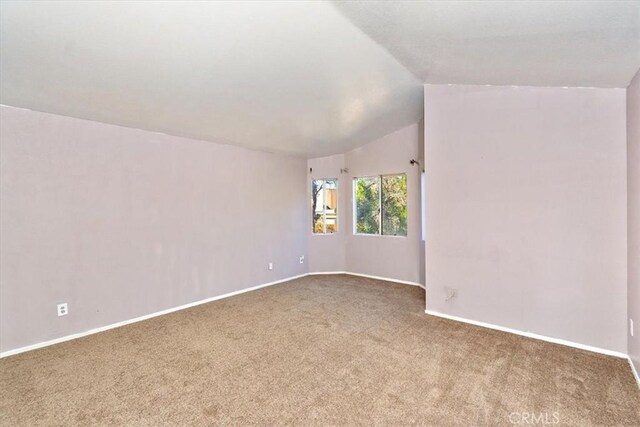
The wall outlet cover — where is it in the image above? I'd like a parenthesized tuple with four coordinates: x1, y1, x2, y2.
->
(57, 303, 68, 317)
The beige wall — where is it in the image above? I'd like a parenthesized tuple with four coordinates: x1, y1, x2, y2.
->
(307, 123, 425, 285)
(0, 106, 308, 353)
(424, 84, 627, 352)
(628, 70, 640, 373)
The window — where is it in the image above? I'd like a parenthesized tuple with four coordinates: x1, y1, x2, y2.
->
(354, 174, 407, 236)
(312, 179, 338, 234)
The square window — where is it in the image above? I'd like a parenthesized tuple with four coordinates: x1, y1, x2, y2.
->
(354, 174, 406, 236)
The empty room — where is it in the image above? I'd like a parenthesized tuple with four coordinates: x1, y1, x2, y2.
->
(1, 0, 639, 425)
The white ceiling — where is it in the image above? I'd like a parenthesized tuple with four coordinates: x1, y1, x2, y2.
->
(2, 2, 638, 158)
(0, 1, 422, 158)
(333, 0, 640, 88)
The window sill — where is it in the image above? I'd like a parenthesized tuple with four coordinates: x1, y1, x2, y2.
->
(352, 233, 407, 238)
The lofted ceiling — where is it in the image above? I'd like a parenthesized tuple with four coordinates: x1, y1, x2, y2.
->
(333, 0, 640, 88)
(0, 1, 422, 158)
(1, 2, 639, 158)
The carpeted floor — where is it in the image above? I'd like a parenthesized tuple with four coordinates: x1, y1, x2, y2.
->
(1, 274, 639, 426)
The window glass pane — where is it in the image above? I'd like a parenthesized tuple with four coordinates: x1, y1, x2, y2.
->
(324, 180, 338, 233)
(355, 177, 380, 234)
(382, 174, 407, 236)
(312, 179, 325, 233)
(312, 179, 338, 234)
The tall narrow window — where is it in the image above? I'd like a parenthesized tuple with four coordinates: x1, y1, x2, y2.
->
(312, 179, 338, 234)
(354, 174, 407, 236)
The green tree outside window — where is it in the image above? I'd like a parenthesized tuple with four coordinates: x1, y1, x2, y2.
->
(354, 174, 406, 236)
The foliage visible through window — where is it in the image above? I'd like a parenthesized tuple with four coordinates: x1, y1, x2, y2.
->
(355, 174, 407, 236)
(312, 179, 338, 234)
(354, 177, 380, 234)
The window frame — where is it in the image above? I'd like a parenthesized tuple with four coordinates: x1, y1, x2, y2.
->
(352, 173, 407, 238)
(312, 178, 339, 235)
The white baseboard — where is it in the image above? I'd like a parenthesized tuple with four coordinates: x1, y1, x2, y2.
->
(307, 270, 348, 275)
(0, 273, 308, 358)
(345, 272, 425, 289)
(629, 358, 640, 389)
(1, 271, 420, 358)
(309, 271, 425, 289)
(424, 309, 628, 359)
(3, 269, 629, 384)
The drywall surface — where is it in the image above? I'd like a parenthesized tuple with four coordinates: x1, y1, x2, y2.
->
(344, 123, 424, 285)
(424, 84, 627, 352)
(306, 123, 424, 285)
(0, 106, 308, 353)
(333, 1, 640, 88)
(628, 69, 640, 372)
(307, 154, 347, 272)
(0, 1, 422, 157)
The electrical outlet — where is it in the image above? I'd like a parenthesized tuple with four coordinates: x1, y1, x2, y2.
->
(444, 287, 457, 301)
(299, 256, 305, 264)
(631, 319, 634, 337)
(57, 303, 68, 317)
(268, 262, 273, 271)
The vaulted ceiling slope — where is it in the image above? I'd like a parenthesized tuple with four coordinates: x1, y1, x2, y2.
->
(0, 1, 422, 157)
(333, 0, 640, 88)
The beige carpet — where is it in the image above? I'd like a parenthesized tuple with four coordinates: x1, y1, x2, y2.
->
(1, 274, 639, 426)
